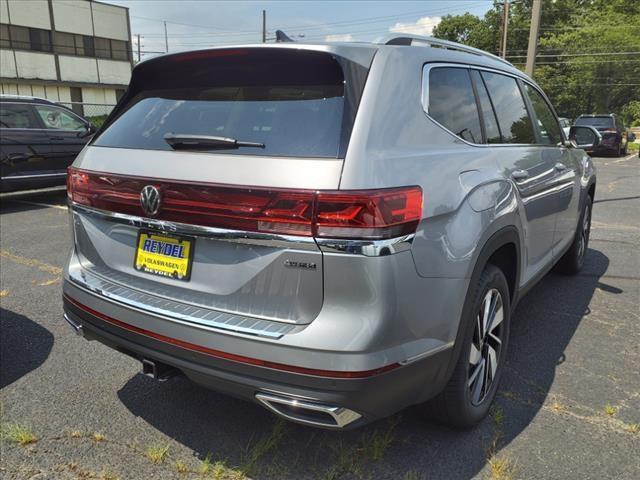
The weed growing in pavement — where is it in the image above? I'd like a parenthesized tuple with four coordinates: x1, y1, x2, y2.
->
(92, 432, 106, 442)
(146, 443, 170, 464)
(174, 459, 189, 473)
(70, 430, 83, 438)
(242, 419, 286, 474)
(2, 423, 37, 446)
(491, 406, 504, 426)
(363, 416, 399, 462)
(488, 454, 517, 480)
(625, 423, 638, 434)
(604, 404, 617, 416)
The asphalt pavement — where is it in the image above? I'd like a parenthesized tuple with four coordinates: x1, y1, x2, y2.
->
(1, 153, 638, 480)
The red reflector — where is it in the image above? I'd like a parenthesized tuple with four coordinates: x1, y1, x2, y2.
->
(64, 294, 400, 379)
(68, 168, 422, 240)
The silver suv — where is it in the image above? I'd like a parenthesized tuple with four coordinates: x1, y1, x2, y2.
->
(63, 35, 597, 429)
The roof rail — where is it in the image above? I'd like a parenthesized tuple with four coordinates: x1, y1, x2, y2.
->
(378, 34, 513, 67)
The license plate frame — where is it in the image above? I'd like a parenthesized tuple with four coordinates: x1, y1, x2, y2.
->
(133, 230, 195, 282)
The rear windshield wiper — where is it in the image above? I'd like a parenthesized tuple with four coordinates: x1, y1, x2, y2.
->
(163, 133, 265, 150)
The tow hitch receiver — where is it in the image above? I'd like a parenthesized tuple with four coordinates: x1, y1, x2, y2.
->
(141, 359, 180, 381)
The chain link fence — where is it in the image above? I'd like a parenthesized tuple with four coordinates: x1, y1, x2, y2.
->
(57, 102, 116, 128)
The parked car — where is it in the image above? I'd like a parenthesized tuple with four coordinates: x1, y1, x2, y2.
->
(62, 35, 597, 429)
(574, 114, 628, 156)
(0, 95, 96, 192)
(558, 117, 572, 138)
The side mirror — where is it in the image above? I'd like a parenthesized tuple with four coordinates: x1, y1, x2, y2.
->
(78, 123, 97, 138)
(629, 132, 636, 142)
(568, 125, 601, 151)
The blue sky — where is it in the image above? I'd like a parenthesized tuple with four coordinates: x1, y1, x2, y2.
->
(109, 1, 493, 58)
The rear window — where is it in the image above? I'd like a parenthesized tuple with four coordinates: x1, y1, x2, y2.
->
(94, 49, 362, 158)
(575, 116, 614, 128)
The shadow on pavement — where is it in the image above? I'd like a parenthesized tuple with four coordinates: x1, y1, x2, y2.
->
(117, 248, 610, 479)
(0, 308, 54, 389)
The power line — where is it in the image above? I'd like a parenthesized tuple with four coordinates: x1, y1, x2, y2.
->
(508, 51, 640, 59)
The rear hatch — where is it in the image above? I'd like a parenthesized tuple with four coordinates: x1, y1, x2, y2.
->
(68, 46, 374, 326)
(575, 116, 618, 146)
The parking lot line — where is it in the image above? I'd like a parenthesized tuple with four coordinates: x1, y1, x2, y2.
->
(7, 199, 68, 211)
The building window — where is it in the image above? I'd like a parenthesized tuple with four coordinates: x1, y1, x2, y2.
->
(70, 87, 83, 117)
(5, 24, 52, 52)
(95, 37, 111, 59)
(111, 40, 128, 61)
(2, 23, 128, 61)
(0, 24, 9, 48)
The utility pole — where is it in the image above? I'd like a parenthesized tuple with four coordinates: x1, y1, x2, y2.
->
(136, 33, 141, 62)
(525, 0, 543, 77)
(262, 10, 266, 43)
(164, 21, 169, 53)
(500, 0, 509, 59)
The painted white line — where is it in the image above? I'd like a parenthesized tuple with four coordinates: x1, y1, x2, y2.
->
(612, 152, 638, 164)
(9, 199, 68, 211)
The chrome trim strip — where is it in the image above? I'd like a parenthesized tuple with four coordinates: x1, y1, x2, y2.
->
(71, 203, 318, 251)
(67, 268, 298, 338)
(316, 234, 415, 256)
(72, 203, 415, 256)
(255, 392, 362, 428)
(398, 341, 455, 366)
(1, 172, 67, 180)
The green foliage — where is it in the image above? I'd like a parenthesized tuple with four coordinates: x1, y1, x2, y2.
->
(432, 0, 640, 120)
(621, 100, 640, 126)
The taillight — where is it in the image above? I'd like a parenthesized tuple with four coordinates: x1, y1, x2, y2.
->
(68, 168, 422, 240)
(315, 187, 423, 239)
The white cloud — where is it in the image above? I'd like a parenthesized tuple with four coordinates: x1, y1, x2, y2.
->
(325, 33, 354, 42)
(389, 16, 441, 37)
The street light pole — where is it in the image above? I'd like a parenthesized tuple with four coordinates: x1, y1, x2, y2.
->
(136, 33, 141, 62)
(164, 21, 169, 53)
(525, 0, 543, 77)
(262, 10, 266, 43)
(500, 0, 509, 59)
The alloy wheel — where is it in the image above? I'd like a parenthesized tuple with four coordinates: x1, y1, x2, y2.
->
(468, 288, 504, 406)
(577, 202, 591, 261)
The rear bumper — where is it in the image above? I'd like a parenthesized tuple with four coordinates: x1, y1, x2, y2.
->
(62, 284, 456, 428)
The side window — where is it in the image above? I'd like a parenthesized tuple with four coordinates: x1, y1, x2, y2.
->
(34, 105, 86, 130)
(426, 67, 483, 144)
(481, 71, 536, 144)
(470, 70, 501, 144)
(524, 84, 563, 145)
(0, 104, 40, 129)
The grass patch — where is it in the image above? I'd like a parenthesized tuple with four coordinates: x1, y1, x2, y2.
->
(603, 404, 617, 416)
(627, 141, 639, 153)
(488, 454, 516, 480)
(242, 419, 286, 473)
(70, 430, 83, 438)
(174, 459, 189, 473)
(491, 406, 504, 426)
(3, 423, 37, 446)
(625, 423, 638, 434)
(101, 471, 120, 480)
(363, 416, 399, 462)
(92, 432, 106, 442)
(146, 443, 170, 464)
(404, 470, 423, 480)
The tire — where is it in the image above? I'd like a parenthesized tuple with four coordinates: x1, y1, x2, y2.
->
(425, 264, 511, 428)
(622, 143, 627, 156)
(556, 194, 593, 274)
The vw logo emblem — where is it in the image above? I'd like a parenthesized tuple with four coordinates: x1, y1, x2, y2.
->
(140, 185, 161, 217)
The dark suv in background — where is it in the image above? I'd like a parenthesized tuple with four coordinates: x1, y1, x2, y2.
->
(0, 95, 96, 192)
(574, 114, 628, 156)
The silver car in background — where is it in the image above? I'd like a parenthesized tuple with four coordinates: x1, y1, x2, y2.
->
(63, 35, 597, 429)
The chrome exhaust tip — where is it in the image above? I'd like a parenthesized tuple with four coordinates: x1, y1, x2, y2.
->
(255, 392, 361, 429)
(63, 313, 84, 336)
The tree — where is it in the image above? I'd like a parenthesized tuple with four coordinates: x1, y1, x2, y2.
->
(432, 0, 640, 120)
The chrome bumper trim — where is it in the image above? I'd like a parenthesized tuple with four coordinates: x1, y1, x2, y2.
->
(71, 203, 415, 257)
(70, 203, 318, 251)
(66, 268, 299, 339)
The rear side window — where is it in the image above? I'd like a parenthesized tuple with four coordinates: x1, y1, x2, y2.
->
(481, 71, 536, 144)
(94, 49, 359, 158)
(524, 84, 563, 145)
(0, 104, 40, 129)
(34, 105, 86, 131)
(427, 67, 483, 144)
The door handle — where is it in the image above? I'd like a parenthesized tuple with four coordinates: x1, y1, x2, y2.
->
(555, 162, 567, 171)
(511, 169, 529, 181)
